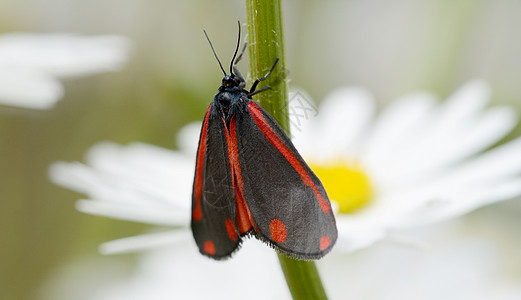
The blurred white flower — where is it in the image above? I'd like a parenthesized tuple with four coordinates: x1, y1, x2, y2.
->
(50, 81, 521, 255)
(49, 123, 200, 254)
(320, 214, 521, 300)
(292, 80, 521, 252)
(89, 240, 289, 300)
(0, 33, 131, 109)
(40, 209, 521, 300)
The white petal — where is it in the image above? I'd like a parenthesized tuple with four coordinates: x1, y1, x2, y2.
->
(0, 67, 63, 109)
(50, 161, 118, 198)
(401, 81, 489, 155)
(176, 121, 203, 156)
(76, 199, 189, 227)
(85, 142, 193, 206)
(435, 136, 521, 187)
(323, 230, 521, 300)
(0, 33, 132, 77)
(362, 92, 437, 183)
(312, 87, 375, 161)
(401, 108, 515, 188)
(438, 80, 491, 125)
(332, 193, 414, 253)
(334, 222, 386, 253)
(50, 161, 170, 207)
(49, 143, 194, 210)
(289, 89, 320, 157)
(378, 81, 512, 188)
(287, 89, 319, 133)
(334, 183, 456, 253)
(93, 240, 288, 300)
(394, 177, 521, 228)
(442, 106, 517, 161)
(99, 230, 191, 255)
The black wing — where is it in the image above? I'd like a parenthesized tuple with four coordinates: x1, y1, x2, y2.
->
(233, 101, 337, 259)
(191, 103, 241, 259)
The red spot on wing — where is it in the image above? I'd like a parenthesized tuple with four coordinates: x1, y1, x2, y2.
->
(270, 219, 287, 243)
(192, 106, 211, 221)
(226, 116, 254, 235)
(203, 240, 216, 255)
(225, 218, 238, 241)
(320, 235, 331, 250)
(248, 102, 331, 214)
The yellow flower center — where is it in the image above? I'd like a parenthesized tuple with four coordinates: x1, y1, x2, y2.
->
(311, 160, 373, 213)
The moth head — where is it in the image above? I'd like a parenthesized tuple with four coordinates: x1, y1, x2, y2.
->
(222, 74, 240, 88)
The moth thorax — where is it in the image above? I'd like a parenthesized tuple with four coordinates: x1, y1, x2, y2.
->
(217, 92, 234, 107)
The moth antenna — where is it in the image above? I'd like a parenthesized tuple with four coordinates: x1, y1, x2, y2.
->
(229, 21, 241, 75)
(204, 29, 226, 76)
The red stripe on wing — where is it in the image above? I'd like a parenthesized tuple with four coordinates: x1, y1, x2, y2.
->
(248, 102, 331, 214)
(192, 106, 211, 221)
(227, 116, 255, 234)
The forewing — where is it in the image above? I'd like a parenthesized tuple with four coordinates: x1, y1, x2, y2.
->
(191, 103, 241, 259)
(233, 101, 337, 259)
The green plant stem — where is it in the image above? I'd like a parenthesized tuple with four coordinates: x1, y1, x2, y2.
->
(246, 1, 329, 299)
(246, 0, 288, 132)
(277, 253, 329, 300)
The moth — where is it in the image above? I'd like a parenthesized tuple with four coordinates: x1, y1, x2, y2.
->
(191, 23, 337, 260)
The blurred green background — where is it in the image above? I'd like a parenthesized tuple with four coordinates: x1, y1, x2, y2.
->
(1, 1, 521, 299)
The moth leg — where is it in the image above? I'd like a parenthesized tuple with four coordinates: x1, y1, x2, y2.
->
(249, 85, 272, 97)
(249, 58, 279, 95)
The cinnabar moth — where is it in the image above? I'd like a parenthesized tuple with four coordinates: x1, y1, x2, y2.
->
(191, 23, 337, 260)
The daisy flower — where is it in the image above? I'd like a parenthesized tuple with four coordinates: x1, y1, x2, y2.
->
(292, 80, 521, 252)
(321, 214, 521, 300)
(0, 33, 131, 109)
(49, 80, 521, 255)
(49, 124, 199, 254)
(41, 214, 521, 300)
